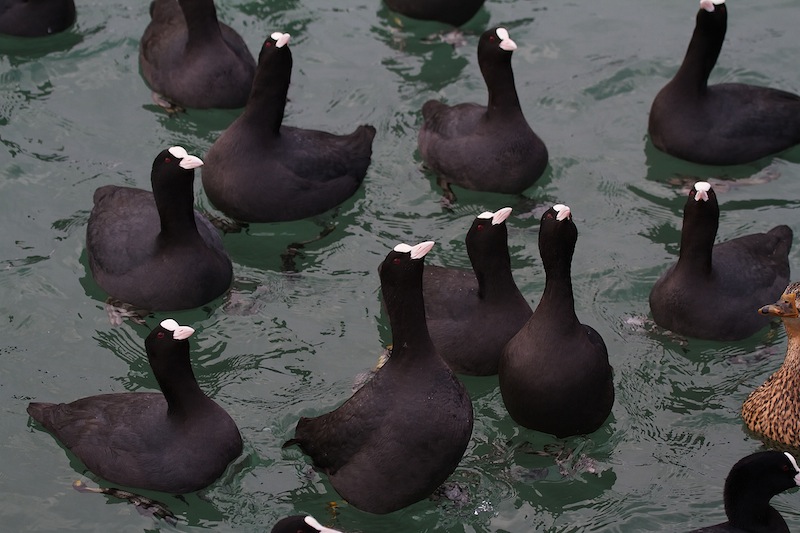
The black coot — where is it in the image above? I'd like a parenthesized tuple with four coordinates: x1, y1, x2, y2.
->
(499, 204, 614, 438)
(649, 0, 800, 165)
(139, 0, 255, 109)
(283, 242, 473, 514)
(202, 32, 376, 223)
(685, 451, 800, 532)
(418, 27, 548, 202)
(27, 319, 243, 494)
(423, 207, 532, 375)
(649, 181, 792, 341)
(86, 146, 232, 312)
(0, 0, 75, 37)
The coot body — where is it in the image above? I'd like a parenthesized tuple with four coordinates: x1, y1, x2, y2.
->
(27, 319, 243, 494)
(649, 182, 791, 341)
(499, 205, 614, 438)
(284, 242, 473, 514)
(202, 32, 375, 222)
(139, 0, 255, 109)
(423, 207, 531, 375)
(418, 27, 548, 200)
(0, 0, 75, 37)
(86, 146, 232, 311)
(649, 0, 800, 165)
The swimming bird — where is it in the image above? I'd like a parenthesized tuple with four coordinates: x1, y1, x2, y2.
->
(27, 319, 243, 494)
(418, 27, 548, 203)
(649, 181, 792, 341)
(685, 451, 800, 532)
(139, 0, 256, 110)
(0, 0, 75, 37)
(499, 204, 614, 438)
(383, 0, 485, 28)
(648, 0, 800, 165)
(202, 32, 376, 223)
(283, 242, 474, 514)
(271, 515, 343, 533)
(86, 146, 233, 312)
(742, 282, 800, 448)
(423, 207, 532, 375)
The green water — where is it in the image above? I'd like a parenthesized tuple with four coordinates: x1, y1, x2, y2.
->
(2, 0, 800, 531)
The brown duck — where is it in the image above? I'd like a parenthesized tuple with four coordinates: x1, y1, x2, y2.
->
(742, 282, 800, 447)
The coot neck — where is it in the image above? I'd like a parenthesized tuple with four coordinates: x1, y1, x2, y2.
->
(724, 486, 787, 532)
(671, 7, 727, 95)
(242, 48, 290, 136)
(471, 246, 517, 302)
(481, 54, 521, 116)
(676, 201, 718, 276)
(383, 265, 436, 356)
(536, 238, 578, 331)
(153, 169, 201, 244)
(152, 345, 209, 422)
(180, 0, 223, 49)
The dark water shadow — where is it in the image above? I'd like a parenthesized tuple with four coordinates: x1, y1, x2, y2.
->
(372, 4, 491, 93)
(0, 30, 82, 65)
(375, 2, 491, 43)
(416, 161, 554, 216)
(143, 103, 244, 148)
(642, 134, 789, 186)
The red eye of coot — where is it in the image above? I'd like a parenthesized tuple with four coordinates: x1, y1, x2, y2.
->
(477, 223, 485, 231)
(157, 332, 165, 339)
(393, 258, 401, 265)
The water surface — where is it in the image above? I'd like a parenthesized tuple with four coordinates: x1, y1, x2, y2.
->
(2, 0, 800, 531)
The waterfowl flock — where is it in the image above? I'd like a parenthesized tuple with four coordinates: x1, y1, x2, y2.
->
(7, 0, 800, 531)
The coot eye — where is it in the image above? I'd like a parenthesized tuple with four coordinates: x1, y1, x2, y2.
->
(265, 42, 272, 48)
(164, 157, 171, 163)
(393, 258, 401, 265)
(545, 212, 554, 219)
(157, 332, 165, 339)
(476, 223, 485, 231)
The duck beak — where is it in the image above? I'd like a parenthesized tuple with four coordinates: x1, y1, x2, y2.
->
(759, 293, 799, 318)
